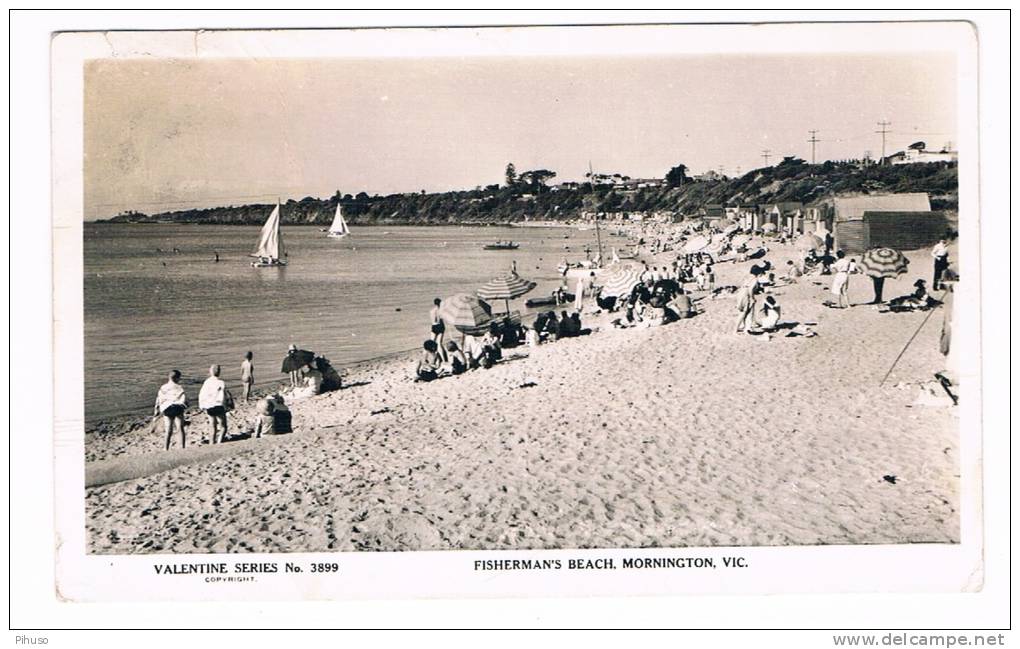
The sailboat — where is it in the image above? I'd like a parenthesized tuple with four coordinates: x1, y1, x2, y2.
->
(327, 204, 350, 239)
(250, 201, 288, 267)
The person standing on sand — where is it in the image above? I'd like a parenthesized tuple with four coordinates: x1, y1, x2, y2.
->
(734, 269, 763, 334)
(284, 344, 302, 387)
(429, 298, 448, 362)
(830, 250, 858, 309)
(574, 274, 586, 313)
(198, 364, 230, 444)
(154, 369, 187, 451)
(931, 239, 950, 290)
(241, 351, 254, 402)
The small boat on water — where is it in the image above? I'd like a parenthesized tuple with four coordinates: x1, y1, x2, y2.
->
(250, 201, 287, 267)
(483, 241, 520, 250)
(327, 204, 351, 239)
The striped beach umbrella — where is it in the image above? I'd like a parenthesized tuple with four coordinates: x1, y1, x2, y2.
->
(476, 271, 537, 314)
(795, 233, 825, 254)
(600, 263, 644, 298)
(438, 293, 493, 336)
(682, 235, 710, 254)
(859, 248, 910, 279)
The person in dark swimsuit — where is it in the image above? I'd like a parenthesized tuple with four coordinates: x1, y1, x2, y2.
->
(429, 298, 448, 362)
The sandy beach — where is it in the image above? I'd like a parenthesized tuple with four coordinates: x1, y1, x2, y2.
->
(85, 241, 959, 554)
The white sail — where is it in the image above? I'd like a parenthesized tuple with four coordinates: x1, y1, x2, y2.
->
(252, 203, 284, 260)
(328, 204, 350, 237)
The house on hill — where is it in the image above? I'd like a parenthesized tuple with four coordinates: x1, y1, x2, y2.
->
(809, 193, 946, 254)
(886, 141, 958, 165)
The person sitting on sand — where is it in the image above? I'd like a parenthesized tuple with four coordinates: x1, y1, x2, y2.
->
(668, 286, 694, 320)
(499, 318, 521, 349)
(595, 291, 618, 312)
(315, 356, 343, 392)
(888, 279, 940, 311)
(443, 340, 468, 375)
(760, 295, 782, 331)
(558, 310, 575, 338)
(543, 311, 560, 342)
(415, 339, 443, 382)
(198, 364, 231, 444)
(570, 312, 590, 336)
(785, 259, 803, 282)
(291, 361, 324, 399)
(479, 323, 502, 368)
(154, 369, 188, 451)
(524, 324, 540, 347)
(252, 398, 276, 439)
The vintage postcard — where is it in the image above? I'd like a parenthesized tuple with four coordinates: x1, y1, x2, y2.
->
(51, 21, 983, 601)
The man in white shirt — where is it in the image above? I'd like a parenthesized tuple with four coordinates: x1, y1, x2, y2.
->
(198, 364, 229, 444)
(931, 239, 950, 290)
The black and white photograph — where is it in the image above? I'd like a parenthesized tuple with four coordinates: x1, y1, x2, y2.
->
(29, 14, 1004, 619)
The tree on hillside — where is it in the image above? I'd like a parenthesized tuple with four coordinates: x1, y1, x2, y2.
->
(665, 164, 689, 187)
(505, 163, 517, 187)
(518, 169, 557, 191)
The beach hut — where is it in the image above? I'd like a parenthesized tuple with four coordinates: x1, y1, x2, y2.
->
(813, 193, 945, 254)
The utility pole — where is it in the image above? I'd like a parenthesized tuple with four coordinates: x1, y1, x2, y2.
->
(875, 120, 892, 164)
(807, 130, 820, 164)
(761, 149, 772, 166)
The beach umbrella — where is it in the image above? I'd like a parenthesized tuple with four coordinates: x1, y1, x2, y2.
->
(761, 222, 777, 233)
(730, 234, 751, 248)
(476, 271, 537, 314)
(438, 293, 493, 336)
(859, 248, 910, 279)
(795, 232, 825, 254)
(682, 235, 710, 254)
(281, 348, 315, 374)
(600, 263, 644, 298)
(723, 223, 741, 236)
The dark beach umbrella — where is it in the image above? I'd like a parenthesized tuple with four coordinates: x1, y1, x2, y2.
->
(438, 293, 493, 337)
(476, 271, 536, 314)
(281, 348, 315, 373)
(859, 248, 910, 279)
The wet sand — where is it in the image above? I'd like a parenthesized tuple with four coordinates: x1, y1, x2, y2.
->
(85, 243, 959, 553)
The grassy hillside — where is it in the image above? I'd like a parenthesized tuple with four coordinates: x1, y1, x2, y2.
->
(103, 159, 958, 225)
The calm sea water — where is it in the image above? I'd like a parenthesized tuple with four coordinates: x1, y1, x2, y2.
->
(84, 223, 614, 423)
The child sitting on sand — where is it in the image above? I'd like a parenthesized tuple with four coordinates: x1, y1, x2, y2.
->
(444, 340, 468, 375)
(415, 339, 443, 381)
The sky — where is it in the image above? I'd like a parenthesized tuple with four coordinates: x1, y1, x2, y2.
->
(83, 53, 956, 219)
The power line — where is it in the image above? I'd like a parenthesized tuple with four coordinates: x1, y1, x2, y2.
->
(761, 149, 772, 166)
(807, 129, 821, 164)
(875, 120, 892, 163)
